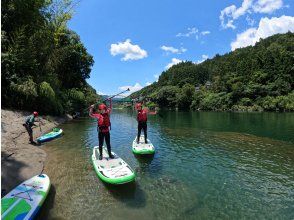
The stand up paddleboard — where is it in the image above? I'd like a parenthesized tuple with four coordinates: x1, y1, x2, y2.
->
(92, 146, 135, 184)
(37, 128, 63, 143)
(1, 174, 51, 220)
(132, 135, 155, 155)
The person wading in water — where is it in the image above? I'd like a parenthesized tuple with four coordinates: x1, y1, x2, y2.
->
(89, 99, 114, 160)
(135, 103, 157, 144)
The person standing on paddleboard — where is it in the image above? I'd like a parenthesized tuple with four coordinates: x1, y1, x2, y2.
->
(89, 99, 114, 160)
(23, 111, 40, 144)
(135, 103, 157, 144)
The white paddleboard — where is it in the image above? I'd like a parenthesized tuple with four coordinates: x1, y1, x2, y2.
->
(92, 146, 135, 184)
(132, 135, 155, 155)
(1, 174, 50, 220)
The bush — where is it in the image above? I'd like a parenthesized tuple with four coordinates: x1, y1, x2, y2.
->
(39, 81, 55, 101)
(10, 78, 38, 110)
(177, 83, 195, 109)
(155, 86, 179, 107)
(239, 97, 252, 106)
(145, 101, 157, 110)
(258, 93, 294, 111)
(191, 92, 232, 111)
(38, 81, 60, 115)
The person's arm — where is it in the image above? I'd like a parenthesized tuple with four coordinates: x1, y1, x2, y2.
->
(89, 105, 99, 119)
(35, 117, 44, 125)
(89, 105, 94, 117)
(145, 108, 157, 115)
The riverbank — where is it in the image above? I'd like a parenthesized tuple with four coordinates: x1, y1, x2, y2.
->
(1, 109, 72, 195)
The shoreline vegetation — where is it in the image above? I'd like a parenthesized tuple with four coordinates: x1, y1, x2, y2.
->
(1, 109, 72, 194)
(130, 33, 294, 112)
(1, 0, 99, 197)
(2, 0, 101, 116)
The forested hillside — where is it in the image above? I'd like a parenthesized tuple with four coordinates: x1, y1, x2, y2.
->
(131, 33, 294, 111)
(1, 0, 100, 115)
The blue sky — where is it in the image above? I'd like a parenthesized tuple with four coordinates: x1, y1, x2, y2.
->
(68, 0, 293, 96)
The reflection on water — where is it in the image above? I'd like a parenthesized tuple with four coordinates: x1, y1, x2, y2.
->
(37, 111, 294, 220)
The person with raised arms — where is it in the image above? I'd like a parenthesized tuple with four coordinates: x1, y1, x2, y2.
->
(89, 99, 114, 160)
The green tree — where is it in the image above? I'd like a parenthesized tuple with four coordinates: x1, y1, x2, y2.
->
(177, 84, 195, 109)
(131, 33, 294, 112)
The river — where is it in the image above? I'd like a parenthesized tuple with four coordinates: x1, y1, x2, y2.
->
(36, 110, 294, 220)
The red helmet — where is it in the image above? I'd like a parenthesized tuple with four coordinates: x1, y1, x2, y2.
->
(136, 103, 142, 110)
(98, 104, 107, 110)
(33, 111, 38, 116)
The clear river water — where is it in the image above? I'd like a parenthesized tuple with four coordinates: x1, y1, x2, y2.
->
(36, 110, 294, 220)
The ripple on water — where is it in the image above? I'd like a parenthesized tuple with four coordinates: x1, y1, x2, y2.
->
(37, 112, 294, 220)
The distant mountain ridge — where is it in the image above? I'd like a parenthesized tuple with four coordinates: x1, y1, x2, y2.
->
(130, 33, 294, 112)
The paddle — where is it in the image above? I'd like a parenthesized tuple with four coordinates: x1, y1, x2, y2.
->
(39, 163, 45, 175)
(37, 117, 44, 136)
(85, 88, 130, 111)
(103, 88, 130, 102)
(2, 153, 14, 161)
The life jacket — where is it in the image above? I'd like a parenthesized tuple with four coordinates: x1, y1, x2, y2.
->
(98, 113, 111, 132)
(137, 110, 147, 122)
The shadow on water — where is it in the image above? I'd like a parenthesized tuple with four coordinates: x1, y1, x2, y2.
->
(35, 184, 56, 220)
(134, 153, 165, 180)
(134, 153, 154, 164)
(134, 154, 156, 174)
(103, 181, 147, 208)
(1, 152, 29, 196)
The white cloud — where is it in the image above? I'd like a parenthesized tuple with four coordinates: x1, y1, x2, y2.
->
(176, 28, 210, 40)
(231, 15, 294, 50)
(97, 91, 106, 95)
(201, 31, 211, 36)
(165, 58, 182, 69)
(196, 55, 209, 64)
(146, 82, 152, 86)
(161, 46, 178, 53)
(110, 39, 147, 61)
(154, 74, 159, 79)
(220, 0, 283, 29)
(220, 0, 253, 29)
(246, 16, 256, 26)
(176, 27, 198, 37)
(160, 45, 187, 54)
(253, 0, 283, 13)
(119, 83, 143, 95)
(225, 20, 237, 29)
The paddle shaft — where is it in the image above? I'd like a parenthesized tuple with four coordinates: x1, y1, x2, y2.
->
(85, 88, 130, 111)
(104, 88, 130, 102)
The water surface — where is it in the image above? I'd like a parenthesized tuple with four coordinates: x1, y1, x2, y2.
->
(37, 111, 294, 220)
